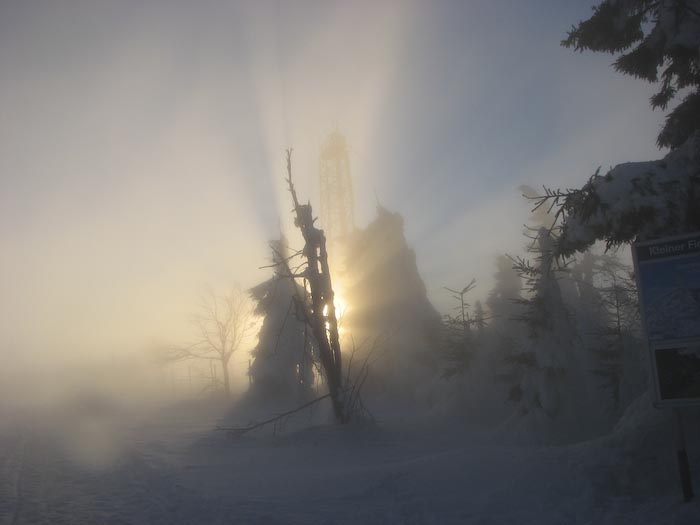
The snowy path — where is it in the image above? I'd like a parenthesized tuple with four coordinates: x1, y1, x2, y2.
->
(0, 427, 230, 524)
(177, 421, 700, 524)
(1, 405, 700, 524)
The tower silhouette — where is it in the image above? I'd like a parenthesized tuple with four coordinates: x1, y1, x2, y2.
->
(319, 131, 354, 241)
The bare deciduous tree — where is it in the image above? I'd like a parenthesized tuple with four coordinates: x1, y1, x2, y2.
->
(166, 286, 255, 397)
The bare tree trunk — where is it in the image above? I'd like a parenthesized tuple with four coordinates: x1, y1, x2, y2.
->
(284, 150, 348, 423)
(222, 358, 231, 397)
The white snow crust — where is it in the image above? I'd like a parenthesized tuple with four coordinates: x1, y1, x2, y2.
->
(2, 394, 700, 524)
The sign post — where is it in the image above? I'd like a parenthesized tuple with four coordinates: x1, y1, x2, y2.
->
(632, 231, 700, 502)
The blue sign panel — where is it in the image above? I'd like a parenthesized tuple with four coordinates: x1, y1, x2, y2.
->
(633, 232, 700, 407)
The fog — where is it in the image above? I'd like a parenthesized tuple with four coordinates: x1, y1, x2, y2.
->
(0, 1, 665, 401)
(1, 1, 695, 522)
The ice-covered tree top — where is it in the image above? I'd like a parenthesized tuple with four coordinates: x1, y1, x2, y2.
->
(554, 132, 700, 256)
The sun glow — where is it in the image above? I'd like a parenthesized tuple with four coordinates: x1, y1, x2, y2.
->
(318, 283, 350, 339)
(332, 284, 349, 338)
(334, 293, 348, 321)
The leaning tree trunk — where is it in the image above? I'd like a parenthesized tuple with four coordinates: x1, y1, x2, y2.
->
(283, 150, 348, 423)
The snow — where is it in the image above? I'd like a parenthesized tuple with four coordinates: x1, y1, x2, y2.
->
(2, 394, 700, 524)
(558, 132, 700, 255)
(646, 287, 700, 341)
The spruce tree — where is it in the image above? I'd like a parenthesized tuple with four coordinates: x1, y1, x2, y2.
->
(538, 1, 700, 255)
(487, 255, 523, 321)
(473, 300, 486, 338)
(487, 255, 525, 397)
(248, 238, 314, 405)
(589, 254, 644, 410)
(507, 228, 576, 417)
(441, 280, 477, 378)
(342, 205, 443, 399)
(563, 0, 700, 149)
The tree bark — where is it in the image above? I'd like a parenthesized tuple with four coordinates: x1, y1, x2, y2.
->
(284, 149, 348, 423)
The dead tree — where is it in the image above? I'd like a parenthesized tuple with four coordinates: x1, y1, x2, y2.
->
(444, 279, 477, 341)
(216, 337, 376, 437)
(162, 286, 254, 397)
(442, 279, 481, 378)
(278, 149, 348, 423)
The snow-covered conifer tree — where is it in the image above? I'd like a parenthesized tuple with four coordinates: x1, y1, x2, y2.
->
(507, 228, 577, 419)
(563, 0, 700, 150)
(342, 205, 442, 403)
(550, 0, 700, 254)
(487, 255, 523, 321)
(565, 251, 625, 418)
(247, 238, 314, 406)
(589, 254, 646, 411)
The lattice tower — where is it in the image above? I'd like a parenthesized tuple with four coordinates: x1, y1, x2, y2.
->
(319, 131, 354, 241)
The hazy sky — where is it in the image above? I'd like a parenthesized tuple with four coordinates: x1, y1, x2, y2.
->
(0, 1, 667, 366)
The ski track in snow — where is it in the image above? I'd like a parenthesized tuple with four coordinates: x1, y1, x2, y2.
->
(1, 411, 700, 524)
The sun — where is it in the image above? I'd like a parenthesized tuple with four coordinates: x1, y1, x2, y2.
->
(320, 283, 350, 338)
(334, 292, 348, 320)
(333, 284, 349, 338)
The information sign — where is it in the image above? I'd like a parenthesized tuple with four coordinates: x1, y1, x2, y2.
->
(633, 232, 700, 407)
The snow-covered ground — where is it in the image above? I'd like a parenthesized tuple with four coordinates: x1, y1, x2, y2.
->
(2, 396, 700, 524)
